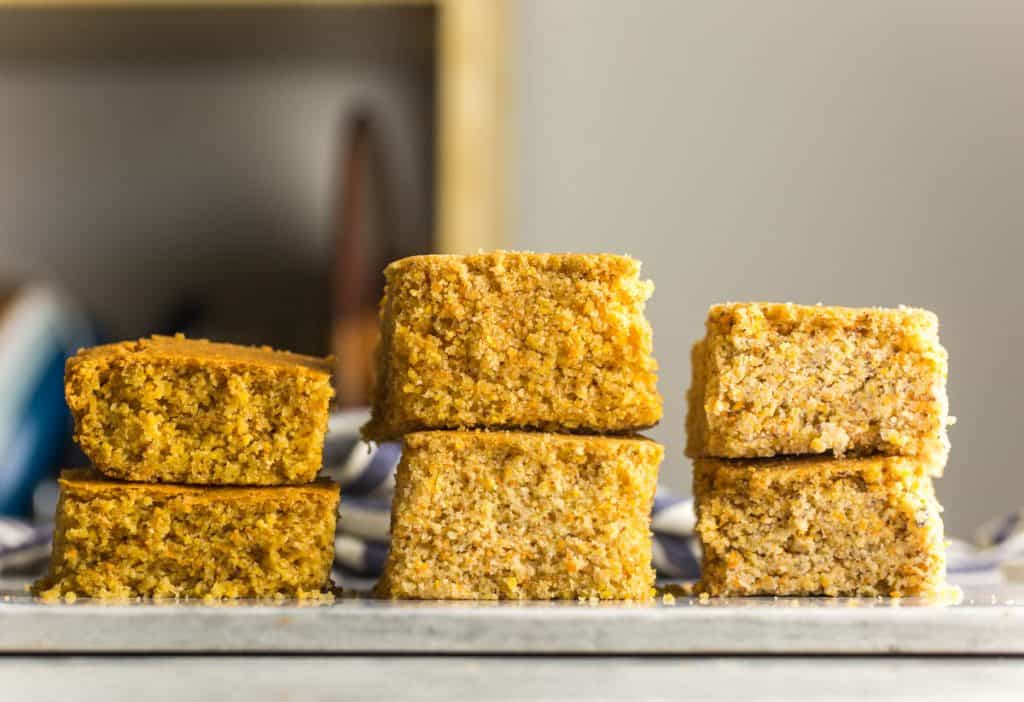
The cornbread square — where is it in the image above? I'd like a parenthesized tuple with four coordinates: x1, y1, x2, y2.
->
(363, 252, 662, 440)
(34, 469, 339, 600)
(66, 335, 334, 485)
(694, 455, 946, 597)
(686, 303, 950, 465)
(377, 430, 662, 600)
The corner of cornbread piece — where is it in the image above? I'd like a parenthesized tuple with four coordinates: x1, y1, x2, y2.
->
(377, 430, 662, 600)
(686, 302, 949, 465)
(362, 251, 662, 441)
(33, 469, 340, 600)
(65, 335, 334, 485)
(693, 455, 947, 597)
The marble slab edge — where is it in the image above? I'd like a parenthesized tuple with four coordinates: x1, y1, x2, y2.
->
(2, 595, 1024, 654)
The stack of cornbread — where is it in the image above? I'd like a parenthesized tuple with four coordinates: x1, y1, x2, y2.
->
(364, 252, 665, 600)
(687, 303, 952, 597)
(34, 335, 339, 600)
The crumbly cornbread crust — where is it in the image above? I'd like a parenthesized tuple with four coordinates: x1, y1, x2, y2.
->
(686, 303, 949, 465)
(377, 430, 662, 600)
(34, 469, 339, 600)
(66, 335, 334, 485)
(363, 252, 662, 440)
(694, 455, 946, 597)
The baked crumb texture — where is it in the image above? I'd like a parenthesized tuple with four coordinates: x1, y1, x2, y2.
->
(686, 303, 949, 465)
(34, 469, 339, 600)
(66, 335, 335, 485)
(362, 252, 662, 441)
(377, 430, 662, 600)
(694, 455, 946, 597)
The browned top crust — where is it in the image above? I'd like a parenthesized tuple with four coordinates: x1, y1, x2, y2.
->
(384, 251, 643, 279)
(59, 468, 340, 500)
(403, 428, 663, 453)
(706, 302, 939, 334)
(69, 334, 332, 377)
(694, 453, 934, 482)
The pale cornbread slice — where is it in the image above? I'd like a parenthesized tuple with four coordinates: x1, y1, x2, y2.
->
(66, 335, 334, 485)
(694, 455, 946, 597)
(377, 430, 662, 600)
(362, 252, 662, 440)
(34, 469, 339, 600)
(686, 303, 950, 467)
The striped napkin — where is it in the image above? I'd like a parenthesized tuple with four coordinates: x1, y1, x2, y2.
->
(1, 408, 1019, 586)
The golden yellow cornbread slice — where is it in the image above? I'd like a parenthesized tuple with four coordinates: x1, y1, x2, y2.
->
(377, 430, 662, 600)
(363, 251, 662, 440)
(694, 455, 947, 597)
(34, 469, 339, 600)
(66, 335, 334, 485)
(687, 302, 950, 467)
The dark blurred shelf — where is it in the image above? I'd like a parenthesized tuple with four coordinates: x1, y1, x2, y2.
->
(0, 4, 434, 64)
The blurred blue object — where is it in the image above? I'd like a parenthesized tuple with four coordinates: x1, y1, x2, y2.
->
(0, 284, 97, 517)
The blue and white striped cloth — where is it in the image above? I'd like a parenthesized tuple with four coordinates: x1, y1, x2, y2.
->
(2, 408, 1023, 585)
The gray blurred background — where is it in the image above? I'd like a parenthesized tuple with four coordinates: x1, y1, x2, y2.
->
(1, 2, 1021, 535)
(516, 0, 1023, 536)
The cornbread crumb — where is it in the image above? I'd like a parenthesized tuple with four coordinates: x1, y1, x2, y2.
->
(37, 586, 60, 603)
(363, 252, 662, 440)
(925, 584, 964, 605)
(66, 335, 334, 485)
(658, 582, 694, 598)
(694, 455, 946, 597)
(686, 303, 949, 465)
(34, 469, 339, 599)
(662, 592, 676, 605)
(377, 430, 662, 600)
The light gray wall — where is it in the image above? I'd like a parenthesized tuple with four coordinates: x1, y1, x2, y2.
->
(516, 0, 1024, 536)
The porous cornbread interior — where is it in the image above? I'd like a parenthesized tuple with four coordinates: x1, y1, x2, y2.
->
(363, 252, 662, 441)
(377, 430, 662, 600)
(694, 455, 946, 597)
(686, 303, 949, 463)
(66, 335, 334, 485)
(34, 469, 339, 600)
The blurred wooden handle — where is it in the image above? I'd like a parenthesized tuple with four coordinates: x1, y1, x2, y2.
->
(331, 113, 384, 408)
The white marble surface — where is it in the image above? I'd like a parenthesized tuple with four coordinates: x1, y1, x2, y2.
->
(4, 578, 1024, 700)
(4, 655, 1024, 702)
(2, 583, 1023, 655)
